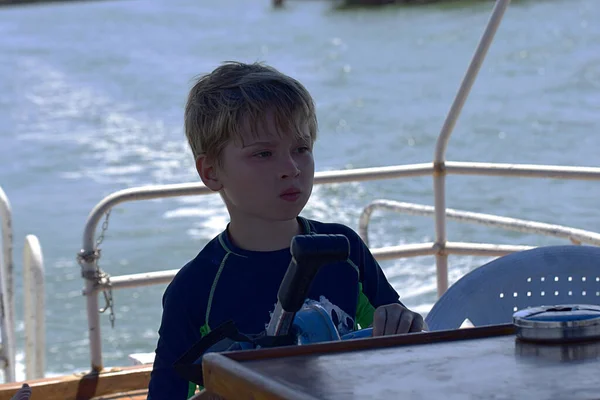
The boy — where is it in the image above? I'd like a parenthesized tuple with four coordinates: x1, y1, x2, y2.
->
(147, 61, 425, 399)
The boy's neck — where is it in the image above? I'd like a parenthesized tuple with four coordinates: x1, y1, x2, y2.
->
(227, 217, 302, 252)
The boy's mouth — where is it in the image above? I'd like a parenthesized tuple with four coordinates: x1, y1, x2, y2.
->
(280, 187, 302, 201)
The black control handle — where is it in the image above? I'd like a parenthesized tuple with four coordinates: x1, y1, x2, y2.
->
(277, 234, 350, 313)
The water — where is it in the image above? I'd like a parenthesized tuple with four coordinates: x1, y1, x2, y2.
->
(0, 0, 599, 378)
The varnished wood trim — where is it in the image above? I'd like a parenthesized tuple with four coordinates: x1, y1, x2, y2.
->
(226, 324, 516, 362)
(90, 389, 148, 400)
(203, 353, 318, 400)
(0, 365, 152, 400)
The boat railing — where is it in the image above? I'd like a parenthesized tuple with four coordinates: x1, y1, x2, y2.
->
(76, 161, 600, 371)
(358, 198, 600, 257)
(0, 186, 16, 383)
(0, 186, 46, 383)
(23, 235, 45, 381)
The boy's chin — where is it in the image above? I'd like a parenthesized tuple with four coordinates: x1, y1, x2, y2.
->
(265, 206, 306, 222)
(268, 211, 303, 222)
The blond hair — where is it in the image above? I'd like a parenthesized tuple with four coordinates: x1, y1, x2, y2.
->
(184, 61, 318, 163)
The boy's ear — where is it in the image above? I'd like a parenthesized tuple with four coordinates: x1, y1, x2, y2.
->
(196, 155, 223, 192)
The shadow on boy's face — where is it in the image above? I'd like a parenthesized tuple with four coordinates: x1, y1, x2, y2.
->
(214, 111, 315, 223)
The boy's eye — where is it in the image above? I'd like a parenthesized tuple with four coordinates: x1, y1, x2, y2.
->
(297, 146, 311, 153)
(254, 151, 272, 158)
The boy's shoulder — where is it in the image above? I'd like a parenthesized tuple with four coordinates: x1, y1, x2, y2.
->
(164, 233, 228, 301)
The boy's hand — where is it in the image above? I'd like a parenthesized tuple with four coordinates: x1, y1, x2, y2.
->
(372, 304, 426, 336)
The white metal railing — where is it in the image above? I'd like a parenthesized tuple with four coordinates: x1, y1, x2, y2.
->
(0, 187, 46, 383)
(77, 164, 600, 371)
(83, 162, 600, 296)
(79, 163, 600, 294)
(358, 199, 600, 261)
(0, 186, 15, 383)
(358, 200, 600, 248)
(23, 235, 45, 380)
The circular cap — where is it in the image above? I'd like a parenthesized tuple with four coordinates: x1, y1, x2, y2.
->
(513, 304, 600, 343)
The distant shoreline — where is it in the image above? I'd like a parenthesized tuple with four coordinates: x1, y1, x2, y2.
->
(0, 0, 108, 7)
(2, 0, 494, 8)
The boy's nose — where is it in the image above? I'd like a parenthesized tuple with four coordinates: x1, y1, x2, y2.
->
(279, 157, 301, 179)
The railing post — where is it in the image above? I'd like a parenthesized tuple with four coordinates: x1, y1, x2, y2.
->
(23, 235, 45, 380)
(0, 187, 15, 382)
(433, 0, 511, 298)
(80, 212, 107, 373)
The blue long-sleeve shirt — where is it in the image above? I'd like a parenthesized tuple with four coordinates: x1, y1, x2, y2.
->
(147, 217, 402, 399)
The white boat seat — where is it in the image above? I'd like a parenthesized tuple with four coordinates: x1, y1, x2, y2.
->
(425, 245, 600, 331)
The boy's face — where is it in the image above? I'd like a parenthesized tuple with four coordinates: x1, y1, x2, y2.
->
(209, 113, 315, 224)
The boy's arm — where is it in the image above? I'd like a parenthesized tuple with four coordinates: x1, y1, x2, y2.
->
(353, 235, 426, 334)
(354, 238, 404, 329)
(148, 282, 203, 399)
